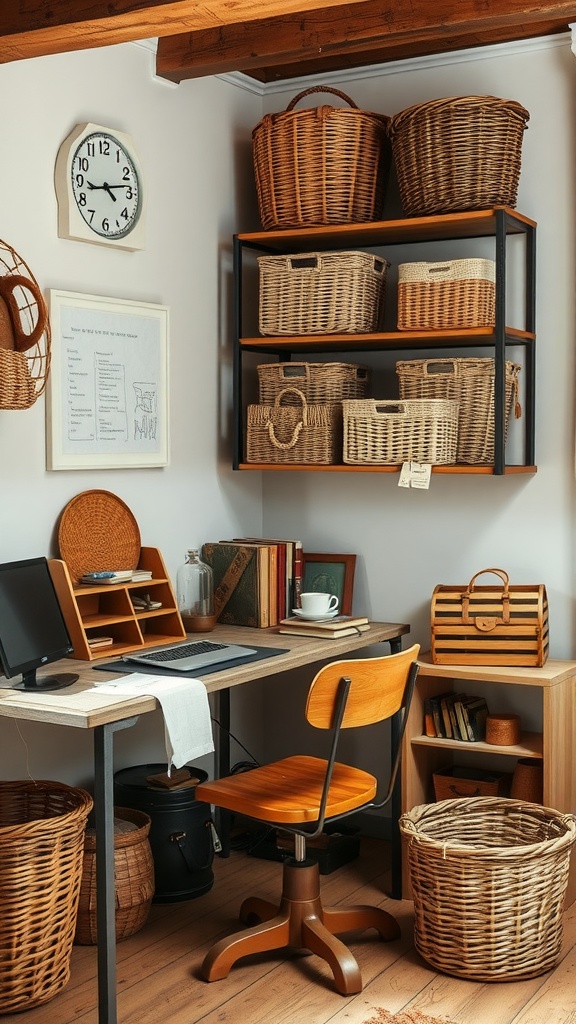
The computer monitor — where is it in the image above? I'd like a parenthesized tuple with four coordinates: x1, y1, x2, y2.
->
(0, 556, 79, 691)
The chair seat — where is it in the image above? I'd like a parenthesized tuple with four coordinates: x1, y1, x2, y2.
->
(195, 755, 377, 824)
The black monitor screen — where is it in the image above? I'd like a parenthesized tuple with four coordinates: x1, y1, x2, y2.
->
(0, 557, 78, 691)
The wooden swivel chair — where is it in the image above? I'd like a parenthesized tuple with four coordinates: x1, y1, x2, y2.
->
(195, 643, 420, 995)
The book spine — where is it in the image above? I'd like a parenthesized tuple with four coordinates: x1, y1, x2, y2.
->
(424, 698, 436, 737)
(293, 541, 303, 608)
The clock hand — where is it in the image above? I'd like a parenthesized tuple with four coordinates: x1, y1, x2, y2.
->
(102, 182, 117, 202)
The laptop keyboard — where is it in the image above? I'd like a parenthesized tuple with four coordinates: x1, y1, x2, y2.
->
(136, 641, 228, 664)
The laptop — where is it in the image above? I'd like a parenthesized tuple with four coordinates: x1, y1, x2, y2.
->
(122, 638, 258, 672)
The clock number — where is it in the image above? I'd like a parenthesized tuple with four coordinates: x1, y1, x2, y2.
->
(122, 165, 132, 182)
(75, 173, 84, 188)
(125, 186, 133, 200)
(99, 139, 110, 155)
(77, 192, 87, 207)
(78, 157, 89, 172)
(121, 207, 129, 221)
(87, 141, 95, 156)
(102, 218, 110, 233)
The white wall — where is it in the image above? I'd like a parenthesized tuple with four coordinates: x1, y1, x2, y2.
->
(0, 41, 265, 785)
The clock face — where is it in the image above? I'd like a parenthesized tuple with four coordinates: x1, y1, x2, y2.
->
(70, 131, 141, 240)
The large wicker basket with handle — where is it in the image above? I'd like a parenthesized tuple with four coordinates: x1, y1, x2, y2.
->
(0, 780, 93, 1013)
(400, 797, 576, 981)
(388, 95, 529, 216)
(252, 86, 391, 229)
(246, 387, 341, 464)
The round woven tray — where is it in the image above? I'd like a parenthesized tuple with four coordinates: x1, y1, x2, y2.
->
(58, 490, 141, 582)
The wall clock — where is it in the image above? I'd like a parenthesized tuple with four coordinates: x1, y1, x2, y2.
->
(54, 123, 145, 251)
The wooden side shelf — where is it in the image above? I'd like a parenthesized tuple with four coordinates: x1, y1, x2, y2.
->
(49, 546, 186, 661)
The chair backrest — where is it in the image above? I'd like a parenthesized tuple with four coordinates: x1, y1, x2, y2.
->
(305, 643, 420, 730)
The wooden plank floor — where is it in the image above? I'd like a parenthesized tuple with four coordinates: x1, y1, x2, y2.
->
(5, 838, 576, 1024)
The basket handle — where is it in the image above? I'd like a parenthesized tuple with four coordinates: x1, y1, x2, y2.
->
(286, 86, 358, 111)
(266, 387, 308, 450)
(462, 567, 510, 628)
(449, 784, 481, 797)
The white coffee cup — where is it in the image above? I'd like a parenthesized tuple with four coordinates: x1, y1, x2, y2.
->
(299, 592, 339, 616)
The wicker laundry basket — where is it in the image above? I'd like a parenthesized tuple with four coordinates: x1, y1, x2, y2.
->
(0, 780, 93, 1013)
(343, 398, 458, 465)
(253, 86, 391, 229)
(400, 797, 576, 981)
(396, 357, 521, 464)
(388, 95, 529, 216)
(258, 251, 389, 335)
(75, 807, 155, 944)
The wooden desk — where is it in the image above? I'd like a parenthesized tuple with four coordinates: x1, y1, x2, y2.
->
(0, 620, 409, 1024)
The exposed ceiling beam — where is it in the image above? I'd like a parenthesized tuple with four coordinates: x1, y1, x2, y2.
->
(155, 0, 576, 83)
(0, 0, 357, 62)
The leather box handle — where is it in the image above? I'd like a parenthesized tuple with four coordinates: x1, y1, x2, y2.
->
(461, 567, 510, 629)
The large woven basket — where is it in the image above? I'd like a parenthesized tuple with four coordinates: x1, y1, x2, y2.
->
(0, 780, 93, 1013)
(397, 258, 495, 330)
(258, 362, 371, 406)
(258, 251, 389, 335)
(388, 95, 530, 216)
(400, 797, 576, 981)
(75, 807, 154, 945)
(253, 86, 391, 229)
(396, 357, 521, 464)
(343, 398, 458, 465)
(0, 238, 51, 410)
(246, 386, 341, 464)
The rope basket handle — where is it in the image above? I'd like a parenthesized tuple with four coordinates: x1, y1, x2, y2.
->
(266, 387, 308, 450)
(286, 86, 358, 111)
(462, 567, 510, 628)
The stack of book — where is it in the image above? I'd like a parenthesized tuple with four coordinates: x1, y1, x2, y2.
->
(201, 537, 303, 628)
(278, 615, 370, 639)
(423, 692, 489, 742)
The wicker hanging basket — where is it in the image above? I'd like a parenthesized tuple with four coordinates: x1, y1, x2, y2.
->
(0, 239, 51, 410)
(253, 86, 391, 229)
(388, 95, 530, 216)
(0, 780, 93, 1013)
(400, 797, 576, 981)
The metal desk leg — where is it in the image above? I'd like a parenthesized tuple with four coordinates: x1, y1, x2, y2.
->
(388, 636, 403, 900)
(212, 688, 231, 856)
(93, 718, 139, 1024)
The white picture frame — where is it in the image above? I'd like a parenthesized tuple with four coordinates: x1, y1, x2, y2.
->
(46, 290, 169, 470)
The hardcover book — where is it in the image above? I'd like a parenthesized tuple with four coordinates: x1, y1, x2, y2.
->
(201, 542, 270, 628)
(278, 622, 371, 639)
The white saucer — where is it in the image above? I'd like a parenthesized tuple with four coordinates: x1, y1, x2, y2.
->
(292, 608, 339, 622)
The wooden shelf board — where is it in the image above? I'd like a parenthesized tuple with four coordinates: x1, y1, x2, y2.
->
(240, 327, 534, 353)
(411, 730, 543, 758)
(237, 463, 537, 475)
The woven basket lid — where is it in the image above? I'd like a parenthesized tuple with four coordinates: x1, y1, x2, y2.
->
(58, 489, 141, 582)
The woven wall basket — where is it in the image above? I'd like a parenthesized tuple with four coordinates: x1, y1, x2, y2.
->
(253, 86, 391, 229)
(400, 797, 576, 981)
(0, 238, 51, 410)
(388, 95, 530, 216)
(0, 780, 93, 1013)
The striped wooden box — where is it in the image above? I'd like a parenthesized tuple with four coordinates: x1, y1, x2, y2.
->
(431, 567, 549, 667)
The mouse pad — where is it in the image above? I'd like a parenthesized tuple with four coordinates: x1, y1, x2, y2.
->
(92, 645, 290, 678)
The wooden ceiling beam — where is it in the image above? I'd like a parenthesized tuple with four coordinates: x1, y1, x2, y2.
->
(0, 0, 357, 62)
(155, 0, 576, 82)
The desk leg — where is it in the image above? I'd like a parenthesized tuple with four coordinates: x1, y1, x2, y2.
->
(212, 688, 231, 856)
(93, 718, 139, 1024)
(388, 637, 403, 900)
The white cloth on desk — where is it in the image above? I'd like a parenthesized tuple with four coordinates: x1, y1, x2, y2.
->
(95, 673, 214, 769)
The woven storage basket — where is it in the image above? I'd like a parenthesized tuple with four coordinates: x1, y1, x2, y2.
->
(246, 386, 341, 464)
(258, 251, 389, 335)
(400, 797, 576, 981)
(258, 362, 371, 406)
(397, 258, 495, 330)
(0, 238, 51, 410)
(75, 807, 154, 945)
(0, 780, 93, 1013)
(388, 95, 530, 216)
(396, 357, 521, 464)
(253, 86, 391, 229)
(343, 398, 458, 465)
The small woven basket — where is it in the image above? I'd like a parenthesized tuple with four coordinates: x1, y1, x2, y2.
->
(397, 258, 495, 330)
(388, 95, 529, 216)
(400, 797, 576, 981)
(75, 806, 154, 945)
(396, 357, 521, 464)
(0, 780, 93, 1013)
(257, 362, 371, 406)
(246, 386, 341, 464)
(258, 251, 389, 335)
(253, 86, 391, 229)
(0, 239, 51, 410)
(342, 398, 458, 465)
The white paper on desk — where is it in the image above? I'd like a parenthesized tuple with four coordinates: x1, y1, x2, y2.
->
(95, 674, 214, 769)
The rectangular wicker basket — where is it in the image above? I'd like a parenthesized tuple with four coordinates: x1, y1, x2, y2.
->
(397, 258, 495, 330)
(258, 251, 389, 335)
(342, 398, 458, 465)
(257, 362, 370, 406)
(246, 387, 341, 465)
(396, 357, 521, 464)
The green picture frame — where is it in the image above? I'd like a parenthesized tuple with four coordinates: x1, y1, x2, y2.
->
(301, 553, 356, 616)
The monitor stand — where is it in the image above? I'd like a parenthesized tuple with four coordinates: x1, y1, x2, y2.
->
(15, 669, 79, 692)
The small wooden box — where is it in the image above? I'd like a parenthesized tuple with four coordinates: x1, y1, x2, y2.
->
(433, 765, 509, 801)
(431, 567, 549, 667)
